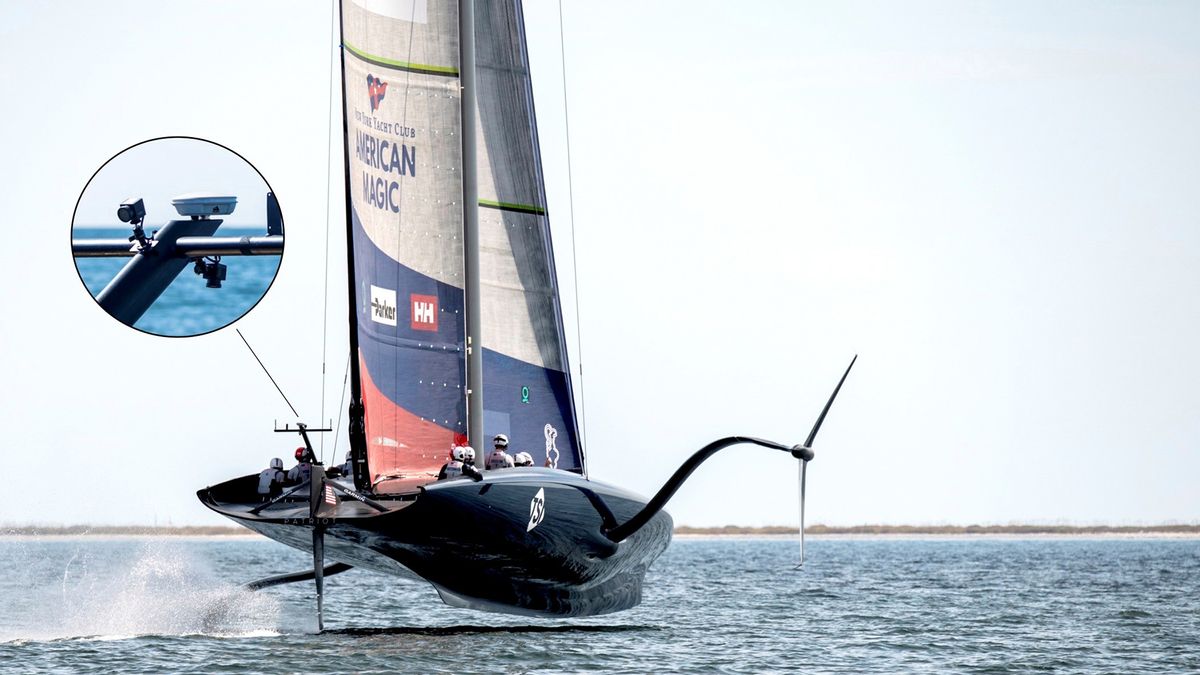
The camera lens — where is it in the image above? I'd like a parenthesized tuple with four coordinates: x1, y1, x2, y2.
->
(117, 205, 132, 222)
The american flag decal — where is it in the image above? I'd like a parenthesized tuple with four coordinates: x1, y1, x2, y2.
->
(324, 484, 337, 506)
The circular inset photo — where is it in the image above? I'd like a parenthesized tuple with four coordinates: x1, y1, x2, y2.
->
(71, 137, 284, 337)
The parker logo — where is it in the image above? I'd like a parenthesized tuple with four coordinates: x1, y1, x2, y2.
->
(367, 74, 388, 112)
(369, 284, 397, 326)
(410, 294, 438, 331)
(527, 487, 546, 532)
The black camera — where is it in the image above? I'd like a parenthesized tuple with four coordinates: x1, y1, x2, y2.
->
(116, 197, 145, 225)
(204, 262, 227, 288)
(194, 258, 227, 289)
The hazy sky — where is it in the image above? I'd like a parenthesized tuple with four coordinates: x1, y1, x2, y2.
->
(1, 1, 1198, 528)
(72, 137, 271, 228)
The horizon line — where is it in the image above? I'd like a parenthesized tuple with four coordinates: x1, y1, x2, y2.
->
(4, 523, 1199, 537)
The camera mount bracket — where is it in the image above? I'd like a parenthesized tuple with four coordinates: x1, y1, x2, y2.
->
(128, 222, 155, 254)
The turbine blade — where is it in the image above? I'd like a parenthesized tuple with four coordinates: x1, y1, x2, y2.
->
(796, 460, 808, 570)
(804, 355, 858, 449)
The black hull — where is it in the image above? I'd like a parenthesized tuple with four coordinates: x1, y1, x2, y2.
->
(198, 468, 672, 617)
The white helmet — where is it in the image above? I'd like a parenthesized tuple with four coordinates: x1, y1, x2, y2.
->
(270, 457, 283, 470)
(462, 446, 476, 463)
(451, 446, 468, 462)
(514, 451, 533, 467)
(493, 434, 509, 448)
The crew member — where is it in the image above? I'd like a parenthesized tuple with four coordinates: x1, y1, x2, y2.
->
(287, 446, 313, 484)
(257, 457, 285, 498)
(513, 451, 534, 467)
(460, 445, 483, 480)
(439, 446, 466, 480)
(486, 434, 515, 470)
(336, 451, 354, 480)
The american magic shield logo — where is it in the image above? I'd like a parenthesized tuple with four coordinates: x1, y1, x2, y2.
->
(367, 74, 388, 112)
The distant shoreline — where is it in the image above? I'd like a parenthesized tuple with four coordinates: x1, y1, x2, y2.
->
(0, 526, 257, 537)
(677, 524, 1200, 536)
(3, 524, 1198, 538)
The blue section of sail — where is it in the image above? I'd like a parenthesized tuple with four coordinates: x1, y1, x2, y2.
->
(353, 206, 466, 432)
(482, 348, 581, 472)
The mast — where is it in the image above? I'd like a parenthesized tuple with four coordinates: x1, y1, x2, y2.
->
(460, 0, 484, 450)
(336, 0, 368, 489)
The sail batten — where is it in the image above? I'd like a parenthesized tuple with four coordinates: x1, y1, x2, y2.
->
(479, 199, 545, 215)
(343, 41, 460, 76)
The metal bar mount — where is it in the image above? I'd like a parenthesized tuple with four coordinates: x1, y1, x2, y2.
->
(275, 422, 333, 464)
(72, 236, 283, 258)
(92, 218, 222, 325)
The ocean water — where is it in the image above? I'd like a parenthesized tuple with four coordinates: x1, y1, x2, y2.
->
(73, 227, 281, 336)
(0, 536, 1196, 673)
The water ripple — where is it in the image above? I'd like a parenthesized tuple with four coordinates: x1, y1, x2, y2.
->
(1, 537, 1199, 673)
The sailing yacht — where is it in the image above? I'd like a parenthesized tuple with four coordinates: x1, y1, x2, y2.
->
(200, 0, 852, 625)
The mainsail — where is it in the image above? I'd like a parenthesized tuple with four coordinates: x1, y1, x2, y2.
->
(340, 0, 582, 491)
(342, 0, 468, 491)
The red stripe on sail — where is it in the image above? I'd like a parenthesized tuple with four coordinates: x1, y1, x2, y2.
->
(360, 351, 467, 493)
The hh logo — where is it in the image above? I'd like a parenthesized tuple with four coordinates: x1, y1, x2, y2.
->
(369, 285, 397, 326)
(411, 294, 438, 331)
(527, 487, 546, 532)
(367, 74, 388, 112)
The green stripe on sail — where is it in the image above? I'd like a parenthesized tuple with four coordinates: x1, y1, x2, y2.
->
(478, 199, 546, 216)
(343, 41, 459, 76)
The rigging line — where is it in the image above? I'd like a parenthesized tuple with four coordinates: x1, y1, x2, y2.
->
(557, 0, 588, 450)
(236, 328, 300, 418)
(331, 351, 352, 462)
(320, 0, 337, 461)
